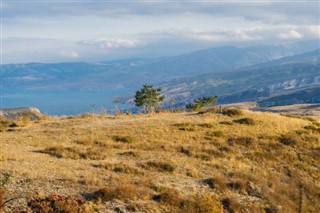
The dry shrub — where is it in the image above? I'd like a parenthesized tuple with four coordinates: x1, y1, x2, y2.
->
(151, 186, 223, 213)
(198, 123, 215, 128)
(155, 109, 171, 114)
(179, 193, 224, 213)
(27, 193, 92, 213)
(222, 108, 243, 117)
(211, 131, 225, 138)
(228, 136, 255, 146)
(93, 184, 149, 202)
(186, 167, 200, 178)
(40, 146, 105, 160)
(178, 146, 193, 157)
(278, 135, 299, 146)
(219, 121, 233, 125)
(0, 188, 5, 212)
(221, 197, 241, 213)
(233, 117, 255, 125)
(203, 175, 226, 191)
(227, 179, 247, 194)
(140, 161, 176, 173)
(118, 151, 139, 157)
(195, 153, 212, 161)
(0, 118, 17, 130)
(112, 135, 135, 144)
(99, 163, 142, 174)
(152, 187, 182, 206)
(174, 123, 197, 131)
(173, 108, 184, 113)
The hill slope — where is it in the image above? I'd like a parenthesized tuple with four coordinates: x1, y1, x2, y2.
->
(161, 49, 320, 106)
(1, 111, 319, 212)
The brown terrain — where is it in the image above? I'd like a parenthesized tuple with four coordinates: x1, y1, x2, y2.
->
(0, 108, 320, 212)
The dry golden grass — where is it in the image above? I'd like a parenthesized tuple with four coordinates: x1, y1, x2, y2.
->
(0, 110, 319, 212)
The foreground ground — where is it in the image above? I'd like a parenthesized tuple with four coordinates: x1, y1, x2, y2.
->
(0, 109, 320, 212)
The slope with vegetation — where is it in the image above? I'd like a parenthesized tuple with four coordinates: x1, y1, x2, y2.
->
(0, 109, 319, 212)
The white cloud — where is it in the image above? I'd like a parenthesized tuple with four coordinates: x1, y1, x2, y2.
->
(80, 38, 145, 49)
(279, 30, 303, 40)
(307, 25, 320, 37)
(60, 50, 80, 58)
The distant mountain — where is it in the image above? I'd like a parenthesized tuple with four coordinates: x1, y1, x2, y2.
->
(141, 40, 319, 78)
(3, 40, 319, 90)
(2, 40, 320, 113)
(258, 87, 320, 107)
(160, 49, 320, 106)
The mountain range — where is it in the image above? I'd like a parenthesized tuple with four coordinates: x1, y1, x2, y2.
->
(2, 40, 320, 114)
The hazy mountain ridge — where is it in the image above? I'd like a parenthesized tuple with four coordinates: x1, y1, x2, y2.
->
(161, 50, 320, 106)
(2, 40, 320, 112)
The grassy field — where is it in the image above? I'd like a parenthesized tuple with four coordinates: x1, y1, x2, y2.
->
(0, 109, 320, 212)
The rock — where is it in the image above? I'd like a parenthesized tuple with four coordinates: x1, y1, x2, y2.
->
(246, 181, 262, 198)
(0, 107, 42, 120)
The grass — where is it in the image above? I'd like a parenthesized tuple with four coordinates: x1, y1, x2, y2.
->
(1, 110, 319, 212)
(112, 135, 136, 143)
(140, 161, 176, 173)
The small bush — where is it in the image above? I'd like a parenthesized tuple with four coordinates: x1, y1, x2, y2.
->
(195, 153, 212, 161)
(228, 136, 255, 146)
(198, 123, 215, 128)
(118, 151, 139, 157)
(222, 108, 243, 117)
(27, 194, 90, 213)
(219, 121, 233, 125)
(140, 161, 176, 173)
(93, 184, 149, 201)
(203, 176, 226, 190)
(100, 163, 142, 174)
(174, 123, 197, 131)
(233, 118, 255, 125)
(227, 179, 247, 193)
(112, 135, 135, 144)
(40, 146, 105, 160)
(178, 146, 193, 157)
(180, 193, 224, 213)
(221, 197, 241, 213)
(173, 108, 184, 113)
(278, 135, 298, 146)
(152, 188, 181, 206)
(211, 131, 225, 138)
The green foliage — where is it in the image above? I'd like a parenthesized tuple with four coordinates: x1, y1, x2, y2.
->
(186, 96, 216, 111)
(134, 84, 164, 113)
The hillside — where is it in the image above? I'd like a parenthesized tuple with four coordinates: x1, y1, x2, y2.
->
(161, 49, 320, 106)
(1, 110, 319, 212)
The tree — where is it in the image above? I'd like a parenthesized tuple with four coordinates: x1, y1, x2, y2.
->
(112, 99, 119, 111)
(134, 84, 164, 113)
(186, 96, 216, 111)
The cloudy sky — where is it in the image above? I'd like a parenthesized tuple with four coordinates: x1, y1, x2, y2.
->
(1, 0, 319, 63)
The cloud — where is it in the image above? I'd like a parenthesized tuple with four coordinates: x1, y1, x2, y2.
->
(60, 50, 80, 58)
(3, 1, 319, 26)
(79, 38, 145, 49)
(279, 30, 303, 40)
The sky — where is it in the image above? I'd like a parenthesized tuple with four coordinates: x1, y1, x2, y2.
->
(1, 0, 320, 64)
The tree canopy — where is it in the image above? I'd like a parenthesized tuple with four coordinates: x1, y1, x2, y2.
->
(186, 96, 216, 111)
(134, 84, 164, 113)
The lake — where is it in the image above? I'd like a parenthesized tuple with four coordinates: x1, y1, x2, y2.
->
(1, 88, 134, 115)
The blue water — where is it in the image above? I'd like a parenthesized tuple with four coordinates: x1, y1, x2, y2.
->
(1, 88, 134, 115)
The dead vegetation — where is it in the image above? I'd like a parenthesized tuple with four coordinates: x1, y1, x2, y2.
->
(1, 109, 319, 212)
